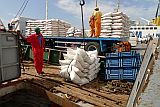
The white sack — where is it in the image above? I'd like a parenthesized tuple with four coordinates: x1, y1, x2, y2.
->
(70, 70, 82, 84)
(59, 60, 72, 66)
(102, 20, 112, 23)
(89, 63, 96, 70)
(95, 58, 100, 65)
(88, 66, 100, 75)
(70, 60, 84, 71)
(88, 67, 96, 75)
(60, 65, 69, 70)
(87, 50, 98, 58)
(95, 63, 101, 69)
(112, 16, 124, 20)
(84, 55, 93, 64)
(60, 68, 70, 80)
(80, 78, 89, 86)
(102, 17, 112, 20)
(77, 48, 91, 62)
(89, 56, 96, 64)
(101, 23, 112, 26)
(63, 53, 74, 60)
(72, 66, 87, 77)
(67, 48, 77, 55)
(112, 12, 123, 16)
(102, 12, 112, 17)
(87, 73, 98, 81)
(83, 69, 89, 73)
(74, 53, 90, 69)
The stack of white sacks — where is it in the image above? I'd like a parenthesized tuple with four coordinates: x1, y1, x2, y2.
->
(59, 48, 100, 86)
(101, 11, 130, 38)
(26, 19, 71, 36)
(66, 27, 83, 37)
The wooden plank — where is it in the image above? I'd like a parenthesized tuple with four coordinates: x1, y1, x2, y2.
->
(127, 39, 159, 107)
(63, 85, 124, 106)
(25, 72, 128, 106)
(55, 86, 119, 107)
(34, 73, 128, 104)
(82, 87, 128, 105)
(28, 78, 120, 107)
(65, 84, 128, 105)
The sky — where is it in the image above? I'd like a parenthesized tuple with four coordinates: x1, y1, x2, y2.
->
(0, 0, 159, 29)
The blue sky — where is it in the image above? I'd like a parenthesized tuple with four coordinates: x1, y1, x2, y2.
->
(0, 0, 158, 29)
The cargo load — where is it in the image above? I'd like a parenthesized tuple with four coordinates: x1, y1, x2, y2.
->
(101, 11, 130, 38)
(25, 19, 71, 36)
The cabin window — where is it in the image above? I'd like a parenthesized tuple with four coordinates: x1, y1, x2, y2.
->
(146, 27, 149, 30)
(142, 27, 145, 30)
(154, 27, 157, 30)
(150, 27, 153, 30)
(134, 28, 137, 30)
(138, 28, 140, 30)
(130, 28, 133, 30)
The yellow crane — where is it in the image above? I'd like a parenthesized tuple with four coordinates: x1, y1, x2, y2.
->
(151, 0, 160, 26)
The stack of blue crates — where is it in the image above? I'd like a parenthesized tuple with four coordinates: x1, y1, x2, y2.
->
(104, 51, 142, 81)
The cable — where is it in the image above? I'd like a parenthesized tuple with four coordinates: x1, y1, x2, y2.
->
(13, 0, 29, 32)
(155, 0, 160, 17)
(15, 0, 27, 18)
(18, 0, 29, 18)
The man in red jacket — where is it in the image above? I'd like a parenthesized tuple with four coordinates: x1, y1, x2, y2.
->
(17, 27, 45, 75)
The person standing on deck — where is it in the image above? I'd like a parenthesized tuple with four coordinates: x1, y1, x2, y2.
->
(123, 42, 131, 52)
(89, 15, 95, 37)
(93, 7, 102, 38)
(17, 27, 45, 75)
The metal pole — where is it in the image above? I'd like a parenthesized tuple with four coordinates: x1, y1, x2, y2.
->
(79, 0, 85, 48)
(96, 0, 97, 7)
(46, 0, 48, 20)
(80, 5, 85, 39)
(117, 0, 120, 12)
(155, 0, 160, 17)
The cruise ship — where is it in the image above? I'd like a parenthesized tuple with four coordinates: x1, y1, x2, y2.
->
(130, 25, 160, 42)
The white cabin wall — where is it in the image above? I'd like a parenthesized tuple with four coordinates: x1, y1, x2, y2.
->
(130, 26, 160, 41)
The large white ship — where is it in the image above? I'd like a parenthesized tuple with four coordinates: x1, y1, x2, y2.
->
(130, 25, 160, 42)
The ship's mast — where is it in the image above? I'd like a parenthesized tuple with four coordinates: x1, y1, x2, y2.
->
(96, 0, 98, 7)
(45, 0, 48, 20)
(114, 0, 120, 12)
(117, 0, 120, 12)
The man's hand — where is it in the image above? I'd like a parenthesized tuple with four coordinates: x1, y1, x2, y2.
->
(16, 30, 21, 36)
(16, 30, 26, 40)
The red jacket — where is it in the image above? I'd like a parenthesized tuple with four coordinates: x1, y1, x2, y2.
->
(26, 33, 45, 73)
(26, 33, 44, 52)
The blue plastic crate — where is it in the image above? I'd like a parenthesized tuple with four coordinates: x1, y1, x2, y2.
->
(105, 68, 139, 80)
(106, 57, 139, 68)
(106, 51, 142, 68)
(103, 51, 142, 81)
(106, 52, 121, 59)
(121, 51, 136, 57)
(122, 57, 137, 67)
(122, 68, 138, 80)
(106, 58, 122, 67)
(105, 69, 123, 80)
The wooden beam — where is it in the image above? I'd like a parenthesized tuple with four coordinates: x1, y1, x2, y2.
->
(127, 39, 159, 107)
(55, 85, 120, 107)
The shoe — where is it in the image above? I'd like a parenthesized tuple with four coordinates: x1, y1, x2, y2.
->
(41, 71, 45, 74)
(38, 71, 45, 76)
